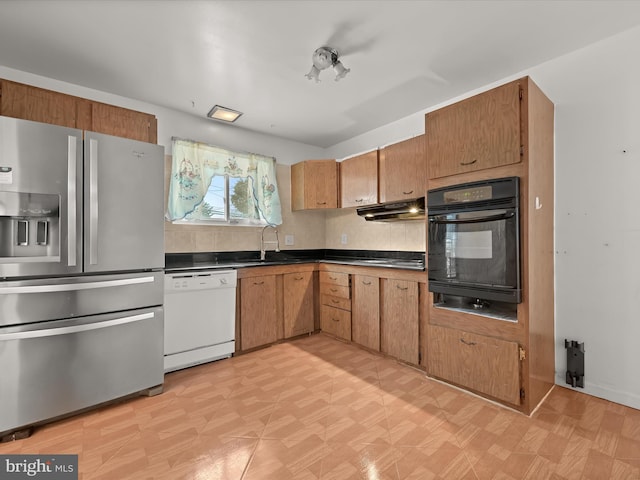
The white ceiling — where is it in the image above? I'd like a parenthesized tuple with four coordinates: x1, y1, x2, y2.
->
(1, 1, 640, 148)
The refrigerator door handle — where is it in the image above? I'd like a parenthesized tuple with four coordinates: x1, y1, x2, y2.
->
(0, 275, 156, 295)
(67, 135, 77, 266)
(89, 138, 99, 265)
(0, 312, 154, 341)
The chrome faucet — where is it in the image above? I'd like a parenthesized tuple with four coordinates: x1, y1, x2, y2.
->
(260, 225, 280, 260)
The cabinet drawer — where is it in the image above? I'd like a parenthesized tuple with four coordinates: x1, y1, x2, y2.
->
(320, 284, 350, 299)
(319, 271, 349, 287)
(427, 324, 521, 405)
(320, 305, 351, 341)
(321, 294, 351, 311)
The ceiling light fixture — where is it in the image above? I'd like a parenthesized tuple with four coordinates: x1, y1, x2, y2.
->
(305, 46, 350, 83)
(207, 105, 243, 123)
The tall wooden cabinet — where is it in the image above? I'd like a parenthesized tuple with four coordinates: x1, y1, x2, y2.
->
(290, 159, 338, 210)
(425, 76, 555, 414)
(379, 135, 426, 202)
(0, 78, 158, 143)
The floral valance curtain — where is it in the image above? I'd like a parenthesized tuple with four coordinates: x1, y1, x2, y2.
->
(166, 138, 282, 225)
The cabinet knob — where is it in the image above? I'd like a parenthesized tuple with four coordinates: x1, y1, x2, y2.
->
(355, 198, 364, 203)
(294, 276, 304, 280)
(402, 190, 414, 195)
(253, 281, 265, 285)
(332, 318, 340, 322)
(460, 338, 477, 346)
(317, 201, 327, 205)
(396, 285, 408, 291)
(460, 159, 478, 166)
(331, 299, 340, 304)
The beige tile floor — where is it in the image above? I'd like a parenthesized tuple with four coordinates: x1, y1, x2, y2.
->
(1, 334, 639, 479)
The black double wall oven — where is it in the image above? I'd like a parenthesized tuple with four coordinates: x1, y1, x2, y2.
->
(427, 177, 521, 318)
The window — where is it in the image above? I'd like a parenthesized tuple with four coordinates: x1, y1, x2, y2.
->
(166, 138, 282, 226)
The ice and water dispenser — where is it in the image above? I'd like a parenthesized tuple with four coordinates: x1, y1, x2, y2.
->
(0, 191, 59, 259)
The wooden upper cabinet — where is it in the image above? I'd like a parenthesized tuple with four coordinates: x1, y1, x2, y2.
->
(340, 150, 378, 208)
(379, 135, 426, 202)
(426, 79, 522, 179)
(88, 101, 157, 144)
(0, 79, 78, 128)
(290, 159, 338, 210)
(0, 78, 158, 144)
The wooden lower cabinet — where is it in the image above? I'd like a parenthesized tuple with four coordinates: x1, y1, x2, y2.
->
(427, 324, 521, 405)
(320, 305, 351, 340)
(240, 275, 278, 350)
(381, 279, 419, 364)
(351, 274, 380, 351)
(283, 271, 314, 338)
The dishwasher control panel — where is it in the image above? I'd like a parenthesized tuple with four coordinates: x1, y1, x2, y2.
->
(165, 270, 237, 292)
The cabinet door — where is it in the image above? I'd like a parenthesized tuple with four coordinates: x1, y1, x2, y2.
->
(240, 275, 278, 350)
(379, 135, 426, 203)
(427, 325, 521, 405)
(291, 160, 338, 210)
(90, 102, 157, 143)
(0, 79, 78, 128)
(283, 271, 314, 338)
(381, 279, 419, 364)
(426, 80, 521, 179)
(352, 275, 380, 351)
(320, 305, 351, 341)
(340, 150, 378, 208)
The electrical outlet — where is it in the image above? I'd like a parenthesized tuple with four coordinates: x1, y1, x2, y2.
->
(284, 234, 294, 246)
(341, 233, 348, 245)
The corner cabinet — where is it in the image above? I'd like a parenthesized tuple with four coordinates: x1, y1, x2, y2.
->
(339, 150, 378, 208)
(379, 135, 426, 202)
(425, 76, 555, 414)
(0, 78, 158, 143)
(290, 159, 338, 210)
(426, 80, 521, 179)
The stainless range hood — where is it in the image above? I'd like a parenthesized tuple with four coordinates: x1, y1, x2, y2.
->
(356, 197, 425, 222)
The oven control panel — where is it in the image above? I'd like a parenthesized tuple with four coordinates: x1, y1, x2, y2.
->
(444, 185, 492, 203)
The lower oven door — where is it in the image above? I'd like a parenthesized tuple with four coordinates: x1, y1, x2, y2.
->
(0, 306, 163, 435)
(428, 208, 521, 302)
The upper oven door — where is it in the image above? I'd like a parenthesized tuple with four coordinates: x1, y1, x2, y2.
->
(428, 208, 519, 290)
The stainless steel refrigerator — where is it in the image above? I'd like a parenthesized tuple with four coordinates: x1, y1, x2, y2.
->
(0, 116, 165, 438)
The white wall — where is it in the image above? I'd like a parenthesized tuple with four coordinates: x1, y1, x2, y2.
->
(325, 25, 640, 410)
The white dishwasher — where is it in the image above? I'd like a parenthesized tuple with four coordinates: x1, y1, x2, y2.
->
(164, 269, 237, 373)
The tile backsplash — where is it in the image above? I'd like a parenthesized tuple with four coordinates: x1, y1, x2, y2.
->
(164, 157, 426, 253)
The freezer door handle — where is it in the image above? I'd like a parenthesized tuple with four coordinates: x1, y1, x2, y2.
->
(0, 275, 156, 295)
(88, 138, 99, 265)
(0, 312, 154, 341)
(67, 135, 78, 266)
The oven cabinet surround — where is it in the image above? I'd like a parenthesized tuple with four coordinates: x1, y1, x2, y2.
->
(425, 75, 555, 414)
(0, 78, 158, 143)
(320, 264, 427, 368)
(236, 264, 317, 352)
(426, 79, 521, 180)
(339, 150, 379, 208)
(379, 134, 427, 203)
(290, 159, 339, 210)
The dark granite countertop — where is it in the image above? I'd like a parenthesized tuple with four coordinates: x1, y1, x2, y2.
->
(165, 249, 425, 273)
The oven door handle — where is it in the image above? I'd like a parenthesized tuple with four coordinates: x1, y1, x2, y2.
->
(429, 211, 515, 224)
